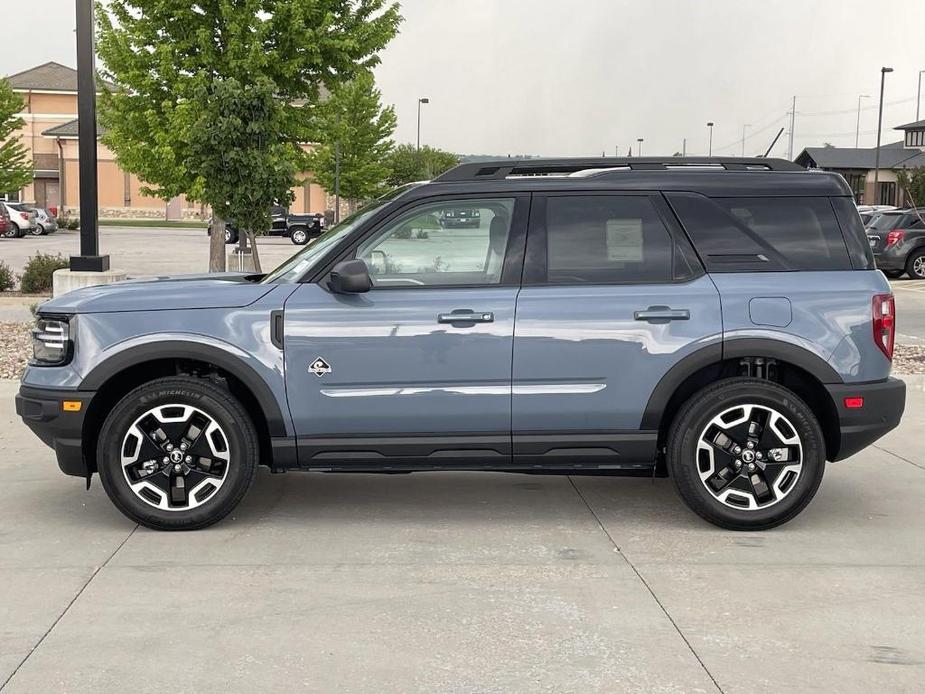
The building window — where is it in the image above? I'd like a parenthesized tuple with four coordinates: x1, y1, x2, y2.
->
(879, 182, 897, 206)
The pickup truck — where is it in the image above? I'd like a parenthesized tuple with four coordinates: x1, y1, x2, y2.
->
(208, 206, 326, 245)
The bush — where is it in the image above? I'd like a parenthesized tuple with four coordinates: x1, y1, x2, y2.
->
(19, 253, 68, 294)
(67, 217, 80, 230)
(0, 260, 14, 291)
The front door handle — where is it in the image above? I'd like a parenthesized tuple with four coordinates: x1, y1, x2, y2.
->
(438, 309, 494, 324)
(634, 306, 690, 323)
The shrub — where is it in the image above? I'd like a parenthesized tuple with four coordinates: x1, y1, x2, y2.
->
(0, 260, 14, 291)
(19, 253, 68, 294)
(67, 217, 80, 230)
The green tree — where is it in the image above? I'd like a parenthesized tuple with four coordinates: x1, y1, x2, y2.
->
(0, 78, 32, 196)
(385, 144, 459, 187)
(898, 168, 925, 211)
(304, 72, 396, 208)
(96, 0, 401, 271)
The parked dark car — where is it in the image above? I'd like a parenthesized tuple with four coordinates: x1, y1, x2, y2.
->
(866, 208, 925, 279)
(208, 206, 325, 245)
(439, 207, 481, 228)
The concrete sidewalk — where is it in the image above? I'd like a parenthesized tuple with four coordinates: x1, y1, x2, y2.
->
(1, 378, 923, 693)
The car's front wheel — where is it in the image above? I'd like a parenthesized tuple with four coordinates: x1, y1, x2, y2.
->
(97, 376, 258, 530)
(667, 378, 825, 530)
(905, 250, 925, 280)
(290, 227, 309, 245)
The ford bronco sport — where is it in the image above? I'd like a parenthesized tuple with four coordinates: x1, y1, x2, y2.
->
(15, 157, 905, 531)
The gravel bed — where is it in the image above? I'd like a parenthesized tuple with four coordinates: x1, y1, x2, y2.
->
(2, 319, 925, 380)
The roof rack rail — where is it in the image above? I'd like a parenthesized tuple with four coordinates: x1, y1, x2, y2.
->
(434, 157, 804, 182)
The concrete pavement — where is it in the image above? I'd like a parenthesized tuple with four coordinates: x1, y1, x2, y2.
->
(1, 377, 923, 693)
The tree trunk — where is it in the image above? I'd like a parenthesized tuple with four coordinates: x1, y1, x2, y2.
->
(209, 214, 227, 272)
(247, 229, 262, 273)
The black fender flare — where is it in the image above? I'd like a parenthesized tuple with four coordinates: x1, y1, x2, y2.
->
(641, 338, 843, 429)
(81, 340, 288, 437)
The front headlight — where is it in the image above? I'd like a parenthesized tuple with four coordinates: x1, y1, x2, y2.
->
(32, 316, 71, 365)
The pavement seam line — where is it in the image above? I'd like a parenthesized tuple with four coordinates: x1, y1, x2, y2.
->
(873, 444, 925, 472)
(567, 477, 725, 694)
(0, 524, 139, 692)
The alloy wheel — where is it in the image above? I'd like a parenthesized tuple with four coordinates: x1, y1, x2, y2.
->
(120, 404, 231, 511)
(913, 255, 925, 278)
(292, 229, 307, 244)
(696, 403, 803, 510)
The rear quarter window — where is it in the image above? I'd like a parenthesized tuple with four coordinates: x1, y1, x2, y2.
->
(667, 193, 852, 272)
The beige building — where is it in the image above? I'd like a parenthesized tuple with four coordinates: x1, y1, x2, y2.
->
(5, 62, 329, 219)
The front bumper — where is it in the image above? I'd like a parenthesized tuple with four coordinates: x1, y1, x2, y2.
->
(15, 385, 95, 477)
(826, 377, 905, 461)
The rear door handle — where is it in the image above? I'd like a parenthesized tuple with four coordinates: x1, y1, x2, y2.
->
(438, 309, 494, 324)
(634, 307, 690, 323)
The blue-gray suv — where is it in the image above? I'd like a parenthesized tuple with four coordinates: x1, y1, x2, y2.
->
(15, 158, 905, 531)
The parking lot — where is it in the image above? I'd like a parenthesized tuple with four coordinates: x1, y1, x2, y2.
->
(1, 375, 923, 693)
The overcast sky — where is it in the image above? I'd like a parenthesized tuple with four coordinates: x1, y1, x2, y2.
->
(6, 0, 925, 159)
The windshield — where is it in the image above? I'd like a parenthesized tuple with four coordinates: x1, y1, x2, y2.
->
(261, 183, 424, 284)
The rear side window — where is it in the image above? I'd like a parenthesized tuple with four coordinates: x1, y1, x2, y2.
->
(831, 197, 875, 270)
(544, 195, 674, 283)
(667, 193, 852, 271)
(868, 213, 904, 231)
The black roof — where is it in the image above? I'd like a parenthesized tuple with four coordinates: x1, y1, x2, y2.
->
(896, 119, 925, 131)
(795, 141, 925, 170)
(422, 157, 851, 198)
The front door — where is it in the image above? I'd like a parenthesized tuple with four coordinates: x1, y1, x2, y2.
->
(283, 194, 528, 468)
(512, 192, 722, 467)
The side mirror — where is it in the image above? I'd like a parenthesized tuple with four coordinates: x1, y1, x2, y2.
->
(329, 259, 372, 294)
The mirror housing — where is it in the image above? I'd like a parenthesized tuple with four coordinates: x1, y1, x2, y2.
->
(329, 259, 372, 294)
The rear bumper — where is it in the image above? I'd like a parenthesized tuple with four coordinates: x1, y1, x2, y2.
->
(15, 385, 95, 477)
(826, 378, 905, 461)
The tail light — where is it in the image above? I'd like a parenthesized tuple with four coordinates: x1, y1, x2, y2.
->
(19, 212, 29, 220)
(872, 293, 895, 360)
(886, 230, 906, 247)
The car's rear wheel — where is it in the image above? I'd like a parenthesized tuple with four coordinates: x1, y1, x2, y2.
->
(97, 376, 258, 531)
(905, 250, 925, 280)
(31, 224, 45, 236)
(667, 378, 825, 530)
(290, 227, 309, 245)
(224, 228, 238, 245)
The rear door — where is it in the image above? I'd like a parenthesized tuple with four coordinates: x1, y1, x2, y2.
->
(283, 194, 528, 467)
(512, 192, 722, 468)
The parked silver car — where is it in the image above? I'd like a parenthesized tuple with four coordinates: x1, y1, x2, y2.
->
(4, 202, 39, 236)
(31, 205, 58, 234)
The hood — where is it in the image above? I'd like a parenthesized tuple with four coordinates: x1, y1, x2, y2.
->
(40, 273, 275, 314)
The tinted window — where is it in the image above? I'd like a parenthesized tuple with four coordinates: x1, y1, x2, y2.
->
(544, 196, 673, 283)
(868, 213, 903, 231)
(831, 197, 875, 270)
(357, 198, 515, 287)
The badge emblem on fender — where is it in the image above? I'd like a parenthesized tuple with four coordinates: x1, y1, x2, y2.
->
(309, 357, 332, 377)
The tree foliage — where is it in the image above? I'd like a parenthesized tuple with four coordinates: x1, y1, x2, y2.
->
(897, 168, 925, 210)
(96, 0, 401, 270)
(304, 71, 397, 202)
(384, 144, 459, 187)
(0, 78, 32, 196)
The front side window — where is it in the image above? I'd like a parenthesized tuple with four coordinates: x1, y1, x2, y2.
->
(356, 198, 515, 287)
(544, 195, 673, 283)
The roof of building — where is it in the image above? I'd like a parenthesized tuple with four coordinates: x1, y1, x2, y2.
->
(896, 119, 925, 131)
(41, 118, 105, 139)
(795, 141, 925, 170)
(6, 61, 115, 92)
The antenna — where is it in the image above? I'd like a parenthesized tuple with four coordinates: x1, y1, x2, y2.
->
(763, 128, 785, 158)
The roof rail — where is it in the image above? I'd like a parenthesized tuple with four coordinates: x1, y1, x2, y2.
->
(434, 157, 804, 182)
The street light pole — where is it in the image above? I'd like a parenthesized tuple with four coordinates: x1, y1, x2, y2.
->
(416, 97, 429, 151)
(856, 94, 871, 148)
(918, 71, 925, 122)
(636, 138, 644, 157)
(874, 67, 894, 205)
(741, 124, 751, 157)
(72, 0, 108, 272)
(707, 122, 714, 156)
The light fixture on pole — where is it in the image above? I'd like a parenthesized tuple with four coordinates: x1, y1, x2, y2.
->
(707, 122, 714, 157)
(874, 67, 894, 205)
(416, 97, 429, 151)
(636, 138, 644, 157)
(856, 95, 871, 148)
(741, 124, 751, 157)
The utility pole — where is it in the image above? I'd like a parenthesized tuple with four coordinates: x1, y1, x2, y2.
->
(856, 95, 871, 148)
(637, 138, 644, 156)
(874, 67, 894, 205)
(918, 70, 925, 122)
(787, 96, 796, 160)
(707, 122, 714, 156)
(741, 124, 751, 157)
(416, 97, 429, 151)
(614, 146, 618, 157)
(682, 138, 687, 157)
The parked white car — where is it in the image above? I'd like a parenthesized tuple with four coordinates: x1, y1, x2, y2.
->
(3, 202, 39, 236)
